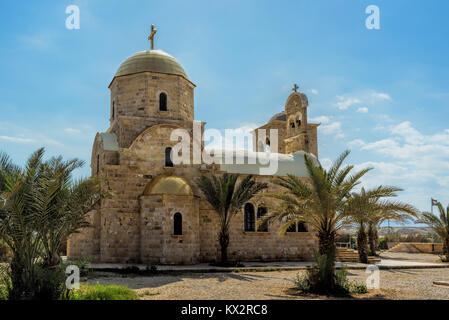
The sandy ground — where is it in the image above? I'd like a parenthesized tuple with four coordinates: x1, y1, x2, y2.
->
(379, 251, 443, 263)
(86, 267, 449, 300)
(83, 253, 449, 300)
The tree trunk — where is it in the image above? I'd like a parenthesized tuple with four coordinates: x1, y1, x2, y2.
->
(318, 230, 336, 256)
(219, 231, 229, 265)
(368, 223, 377, 256)
(357, 223, 368, 264)
(373, 226, 379, 253)
(317, 230, 337, 290)
(443, 236, 449, 259)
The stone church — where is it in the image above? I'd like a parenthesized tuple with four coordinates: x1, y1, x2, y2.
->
(67, 27, 321, 264)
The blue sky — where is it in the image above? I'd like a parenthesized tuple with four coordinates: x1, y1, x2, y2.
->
(0, 0, 448, 219)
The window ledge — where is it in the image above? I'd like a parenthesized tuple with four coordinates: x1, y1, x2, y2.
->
(243, 231, 270, 235)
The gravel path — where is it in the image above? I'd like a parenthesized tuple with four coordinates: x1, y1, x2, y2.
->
(380, 251, 443, 263)
(87, 268, 449, 300)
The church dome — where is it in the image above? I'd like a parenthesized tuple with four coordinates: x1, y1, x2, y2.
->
(115, 50, 188, 80)
(269, 111, 287, 122)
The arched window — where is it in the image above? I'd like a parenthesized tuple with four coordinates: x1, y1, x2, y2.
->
(296, 119, 301, 127)
(298, 222, 308, 232)
(244, 203, 255, 232)
(96, 154, 100, 175)
(265, 138, 271, 152)
(290, 121, 295, 128)
(112, 101, 115, 119)
(257, 206, 268, 232)
(165, 147, 173, 167)
(287, 223, 296, 232)
(174, 212, 182, 235)
(159, 92, 167, 111)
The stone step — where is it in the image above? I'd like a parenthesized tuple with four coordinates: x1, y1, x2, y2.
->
(336, 247, 381, 263)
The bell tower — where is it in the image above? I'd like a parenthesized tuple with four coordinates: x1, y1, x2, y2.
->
(284, 84, 315, 155)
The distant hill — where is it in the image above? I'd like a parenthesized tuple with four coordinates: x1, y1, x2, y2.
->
(340, 226, 433, 236)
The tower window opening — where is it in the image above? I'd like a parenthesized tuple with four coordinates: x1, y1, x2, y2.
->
(96, 154, 100, 175)
(165, 147, 174, 167)
(298, 222, 308, 232)
(290, 121, 295, 128)
(265, 138, 271, 152)
(174, 212, 182, 235)
(159, 92, 167, 111)
(296, 119, 301, 127)
(112, 101, 115, 119)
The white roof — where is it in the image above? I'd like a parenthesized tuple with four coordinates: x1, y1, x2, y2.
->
(215, 150, 319, 177)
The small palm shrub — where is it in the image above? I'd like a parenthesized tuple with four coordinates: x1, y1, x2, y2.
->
(295, 252, 367, 295)
(335, 268, 368, 294)
(34, 264, 71, 300)
(69, 284, 138, 300)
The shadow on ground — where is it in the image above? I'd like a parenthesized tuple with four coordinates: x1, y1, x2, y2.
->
(87, 271, 275, 290)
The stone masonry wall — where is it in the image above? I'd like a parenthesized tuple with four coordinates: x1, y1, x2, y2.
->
(198, 175, 318, 262)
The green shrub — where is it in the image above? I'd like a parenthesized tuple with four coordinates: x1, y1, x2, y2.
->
(69, 284, 138, 300)
(34, 264, 71, 300)
(63, 257, 92, 277)
(138, 290, 159, 297)
(0, 240, 11, 262)
(0, 265, 8, 300)
(335, 268, 368, 294)
(378, 238, 388, 250)
(295, 266, 367, 296)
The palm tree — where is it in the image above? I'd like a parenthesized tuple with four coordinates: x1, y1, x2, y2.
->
(196, 173, 267, 265)
(0, 149, 44, 299)
(416, 202, 449, 258)
(260, 150, 371, 287)
(367, 208, 417, 256)
(34, 155, 103, 267)
(344, 186, 418, 263)
(0, 148, 103, 299)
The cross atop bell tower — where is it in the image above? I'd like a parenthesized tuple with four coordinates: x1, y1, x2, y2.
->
(148, 24, 157, 50)
(292, 83, 299, 93)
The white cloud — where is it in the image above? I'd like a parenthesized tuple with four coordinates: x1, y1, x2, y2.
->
(390, 121, 425, 145)
(335, 91, 392, 111)
(348, 121, 449, 197)
(321, 122, 344, 138)
(310, 116, 331, 124)
(320, 158, 332, 170)
(372, 92, 391, 101)
(357, 107, 369, 113)
(17, 33, 54, 51)
(64, 128, 82, 135)
(336, 96, 362, 110)
(309, 89, 319, 95)
(0, 136, 36, 144)
(348, 139, 365, 148)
